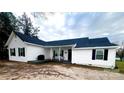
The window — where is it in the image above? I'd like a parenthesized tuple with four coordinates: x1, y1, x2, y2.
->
(10, 48, 16, 56)
(18, 48, 25, 57)
(92, 49, 108, 60)
(95, 49, 104, 60)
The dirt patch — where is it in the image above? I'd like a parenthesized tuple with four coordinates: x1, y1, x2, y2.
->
(0, 60, 124, 80)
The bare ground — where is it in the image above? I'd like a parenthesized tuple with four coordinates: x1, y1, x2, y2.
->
(0, 60, 124, 80)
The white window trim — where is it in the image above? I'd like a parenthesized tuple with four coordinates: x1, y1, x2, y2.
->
(95, 49, 104, 60)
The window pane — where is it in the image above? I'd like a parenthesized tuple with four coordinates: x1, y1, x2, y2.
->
(23, 48, 25, 57)
(21, 48, 23, 56)
(18, 48, 20, 56)
(10, 48, 16, 56)
(96, 55, 103, 59)
(96, 50, 103, 60)
(18, 48, 25, 57)
(97, 50, 103, 55)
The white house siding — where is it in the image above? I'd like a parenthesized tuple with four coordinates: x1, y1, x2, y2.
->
(8, 34, 27, 62)
(26, 45, 45, 61)
(44, 48, 51, 59)
(72, 48, 116, 69)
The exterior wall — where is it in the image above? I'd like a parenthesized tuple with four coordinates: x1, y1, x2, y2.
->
(44, 48, 51, 59)
(8, 34, 50, 62)
(26, 45, 45, 61)
(8, 34, 27, 62)
(7, 33, 116, 68)
(72, 48, 116, 69)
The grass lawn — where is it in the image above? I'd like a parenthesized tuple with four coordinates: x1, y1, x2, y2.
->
(116, 60, 124, 73)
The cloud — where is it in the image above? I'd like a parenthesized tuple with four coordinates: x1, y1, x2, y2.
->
(14, 12, 124, 42)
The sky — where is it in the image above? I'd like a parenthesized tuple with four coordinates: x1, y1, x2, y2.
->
(14, 12, 124, 44)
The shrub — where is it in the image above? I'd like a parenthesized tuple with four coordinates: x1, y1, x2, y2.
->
(37, 55, 45, 60)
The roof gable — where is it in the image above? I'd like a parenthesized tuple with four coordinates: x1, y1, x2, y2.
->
(5, 31, 15, 47)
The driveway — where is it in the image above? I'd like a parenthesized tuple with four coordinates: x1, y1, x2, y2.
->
(0, 60, 124, 80)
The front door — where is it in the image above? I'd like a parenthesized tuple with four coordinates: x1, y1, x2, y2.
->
(68, 49, 72, 62)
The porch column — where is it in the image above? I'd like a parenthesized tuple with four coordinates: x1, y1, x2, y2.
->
(50, 48, 53, 60)
(58, 47, 61, 61)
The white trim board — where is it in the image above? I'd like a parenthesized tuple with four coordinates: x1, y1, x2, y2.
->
(74, 46, 118, 50)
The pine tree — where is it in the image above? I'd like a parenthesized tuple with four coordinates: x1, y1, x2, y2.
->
(18, 12, 39, 37)
(0, 12, 18, 59)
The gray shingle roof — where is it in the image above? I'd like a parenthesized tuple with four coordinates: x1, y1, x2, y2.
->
(14, 31, 117, 48)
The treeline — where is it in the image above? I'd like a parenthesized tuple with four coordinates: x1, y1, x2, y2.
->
(116, 42, 124, 61)
(0, 12, 40, 59)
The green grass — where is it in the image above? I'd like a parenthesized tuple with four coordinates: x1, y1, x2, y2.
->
(116, 60, 124, 73)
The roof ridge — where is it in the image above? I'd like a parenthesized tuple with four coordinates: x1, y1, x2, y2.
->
(47, 37, 89, 42)
(89, 37, 108, 40)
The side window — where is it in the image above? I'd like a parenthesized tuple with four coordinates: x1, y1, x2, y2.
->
(92, 49, 108, 61)
(10, 48, 16, 56)
(18, 48, 25, 57)
(95, 49, 104, 60)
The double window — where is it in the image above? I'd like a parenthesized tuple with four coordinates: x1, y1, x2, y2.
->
(10, 48, 16, 56)
(18, 48, 25, 57)
(92, 49, 108, 60)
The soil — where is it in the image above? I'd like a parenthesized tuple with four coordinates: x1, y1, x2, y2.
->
(0, 60, 124, 80)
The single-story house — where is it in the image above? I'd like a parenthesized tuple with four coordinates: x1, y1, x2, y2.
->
(5, 31, 117, 69)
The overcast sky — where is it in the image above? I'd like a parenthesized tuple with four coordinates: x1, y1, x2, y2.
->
(15, 12, 124, 44)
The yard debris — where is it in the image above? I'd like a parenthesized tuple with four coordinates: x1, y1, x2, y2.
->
(0, 60, 124, 80)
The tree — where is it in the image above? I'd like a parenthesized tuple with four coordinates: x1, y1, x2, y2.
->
(116, 42, 124, 61)
(0, 12, 18, 59)
(18, 13, 39, 37)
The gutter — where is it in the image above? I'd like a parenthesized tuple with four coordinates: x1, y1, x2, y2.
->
(24, 42, 76, 48)
(74, 46, 118, 49)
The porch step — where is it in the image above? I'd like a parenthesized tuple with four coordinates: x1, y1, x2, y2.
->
(28, 59, 71, 64)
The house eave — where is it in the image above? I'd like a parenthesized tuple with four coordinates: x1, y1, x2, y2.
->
(24, 42, 44, 47)
(74, 46, 118, 49)
(44, 44, 76, 48)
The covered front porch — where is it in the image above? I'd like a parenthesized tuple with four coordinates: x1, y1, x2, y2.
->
(48, 47, 72, 63)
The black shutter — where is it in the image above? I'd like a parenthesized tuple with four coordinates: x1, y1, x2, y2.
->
(14, 48, 15, 56)
(61, 50, 64, 57)
(10, 49, 11, 56)
(92, 49, 96, 60)
(104, 49, 108, 60)
(18, 48, 20, 56)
